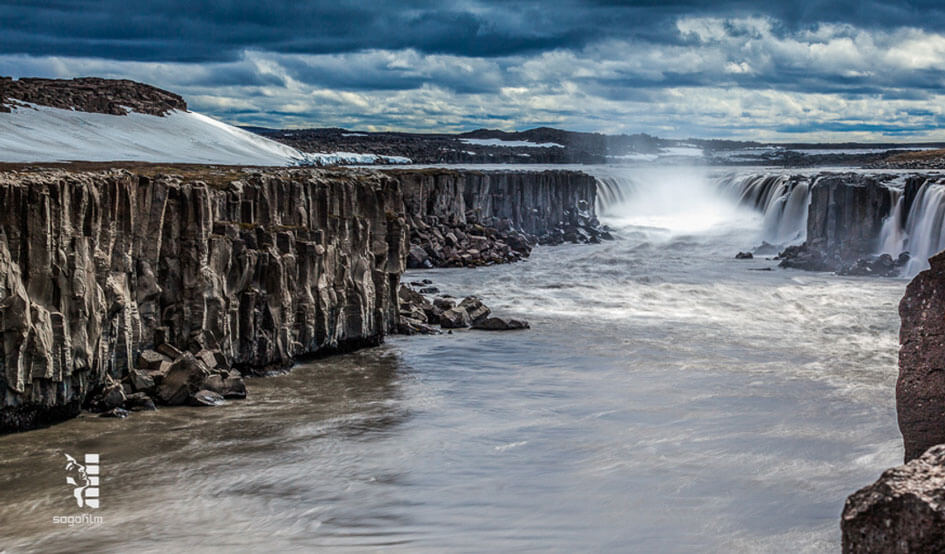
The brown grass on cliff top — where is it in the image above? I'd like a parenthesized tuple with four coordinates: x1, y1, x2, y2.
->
(885, 148, 945, 162)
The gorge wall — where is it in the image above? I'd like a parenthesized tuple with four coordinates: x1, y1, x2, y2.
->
(841, 253, 945, 551)
(0, 167, 598, 433)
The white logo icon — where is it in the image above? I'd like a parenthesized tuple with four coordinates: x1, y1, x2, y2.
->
(64, 453, 100, 509)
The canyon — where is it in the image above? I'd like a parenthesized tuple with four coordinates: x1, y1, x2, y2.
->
(0, 166, 599, 432)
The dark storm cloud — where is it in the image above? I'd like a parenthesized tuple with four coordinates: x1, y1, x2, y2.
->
(1, 0, 943, 62)
(3, 1, 945, 139)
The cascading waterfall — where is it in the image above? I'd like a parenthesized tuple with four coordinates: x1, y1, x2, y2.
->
(877, 178, 945, 276)
(716, 173, 811, 245)
(591, 169, 811, 242)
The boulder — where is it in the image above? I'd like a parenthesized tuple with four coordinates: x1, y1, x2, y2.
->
(407, 245, 432, 269)
(440, 307, 472, 329)
(735, 251, 753, 259)
(222, 371, 247, 399)
(433, 297, 456, 311)
(472, 317, 530, 331)
(841, 444, 945, 553)
(190, 390, 225, 407)
(129, 369, 156, 394)
(124, 392, 156, 412)
(458, 296, 491, 324)
(157, 353, 211, 406)
(137, 349, 165, 369)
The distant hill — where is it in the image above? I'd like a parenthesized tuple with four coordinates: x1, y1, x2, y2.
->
(0, 77, 408, 166)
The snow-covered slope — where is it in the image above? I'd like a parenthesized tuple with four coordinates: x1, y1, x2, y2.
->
(0, 103, 409, 165)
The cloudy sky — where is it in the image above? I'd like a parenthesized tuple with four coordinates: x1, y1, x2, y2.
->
(3, 1, 945, 141)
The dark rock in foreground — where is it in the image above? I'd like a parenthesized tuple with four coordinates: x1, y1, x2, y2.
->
(841, 444, 945, 553)
(898, 251, 945, 462)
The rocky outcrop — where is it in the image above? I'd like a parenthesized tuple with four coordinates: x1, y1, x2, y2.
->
(0, 167, 407, 432)
(778, 173, 899, 272)
(390, 169, 611, 268)
(898, 251, 945, 462)
(397, 280, 528, 333)
(0, 76, 187, 115)
(841, 444, 945, 553)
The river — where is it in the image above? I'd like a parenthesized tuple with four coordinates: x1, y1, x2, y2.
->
(0, 165, 906, 552)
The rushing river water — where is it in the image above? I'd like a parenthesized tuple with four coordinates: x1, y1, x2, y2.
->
(0, 165, 907, 552)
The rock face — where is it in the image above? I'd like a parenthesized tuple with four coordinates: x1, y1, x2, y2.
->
(0, 166, 598, 432)
(0, 76, 187, 115)
(390, 169, 611, 267)
(0, 167, 407, 432)
(898, 251, 945, 462)
(778, 173, 898, 273)
(841, 445, 945, 553)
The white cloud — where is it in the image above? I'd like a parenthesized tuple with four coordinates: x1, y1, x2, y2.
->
(3, 16, 945, 141)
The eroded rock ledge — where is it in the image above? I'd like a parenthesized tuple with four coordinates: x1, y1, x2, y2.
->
(0, 166, 599, 432)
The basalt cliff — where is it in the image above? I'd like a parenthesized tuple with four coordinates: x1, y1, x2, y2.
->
(841, 252, 945, 552)
(0, 166, 600, 433)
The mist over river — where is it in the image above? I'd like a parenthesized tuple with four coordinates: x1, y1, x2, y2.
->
(0, 165, 907, 552)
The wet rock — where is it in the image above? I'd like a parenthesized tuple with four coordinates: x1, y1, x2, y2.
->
(398, 317, 441, 335)
(753, 241, 780, 256)
(838, 253, 907, 277)
(157, 353, 210, 406)
(222, 371, 247, 399)
(419, 286, 440, 294)
(440, 307, 472, 329)
(735, 251, 753, 259)
(458, 296, 491, 324)
(472, 317, 530, 331)
(190, 390, 225, 407)
(124, 392, 156, 412)
(100, 407, 130, 418)
(433, 297, 456, 311)
(898, 251, 945, 461)
(841, 444, 945, 553)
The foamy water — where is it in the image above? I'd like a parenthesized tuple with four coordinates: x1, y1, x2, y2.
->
(0, 165, 906, 553)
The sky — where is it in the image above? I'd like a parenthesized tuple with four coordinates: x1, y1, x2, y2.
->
(2, 1, 945, 141)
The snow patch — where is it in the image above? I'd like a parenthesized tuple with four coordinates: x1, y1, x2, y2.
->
(460, 138, 565, 148)
(0, 103, 410, 166)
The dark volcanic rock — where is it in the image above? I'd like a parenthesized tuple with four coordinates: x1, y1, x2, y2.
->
(778, 173, 898, 273)
(898, 251, 945, 462)
(458, 296, 491, 324)
(841, 444, 945, 553)
(190, 390, 225, 407)
(390, 169, 603, 268)
(472, 317, 530, 331)
(0, 168, 407, 432)
(0, 76, 187, 115)
(735, 251, 753, 259)
(440, 307, 472, 329)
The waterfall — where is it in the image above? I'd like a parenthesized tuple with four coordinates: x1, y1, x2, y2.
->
(877, 178, 945, 276)
(716, 173, 812, 245)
